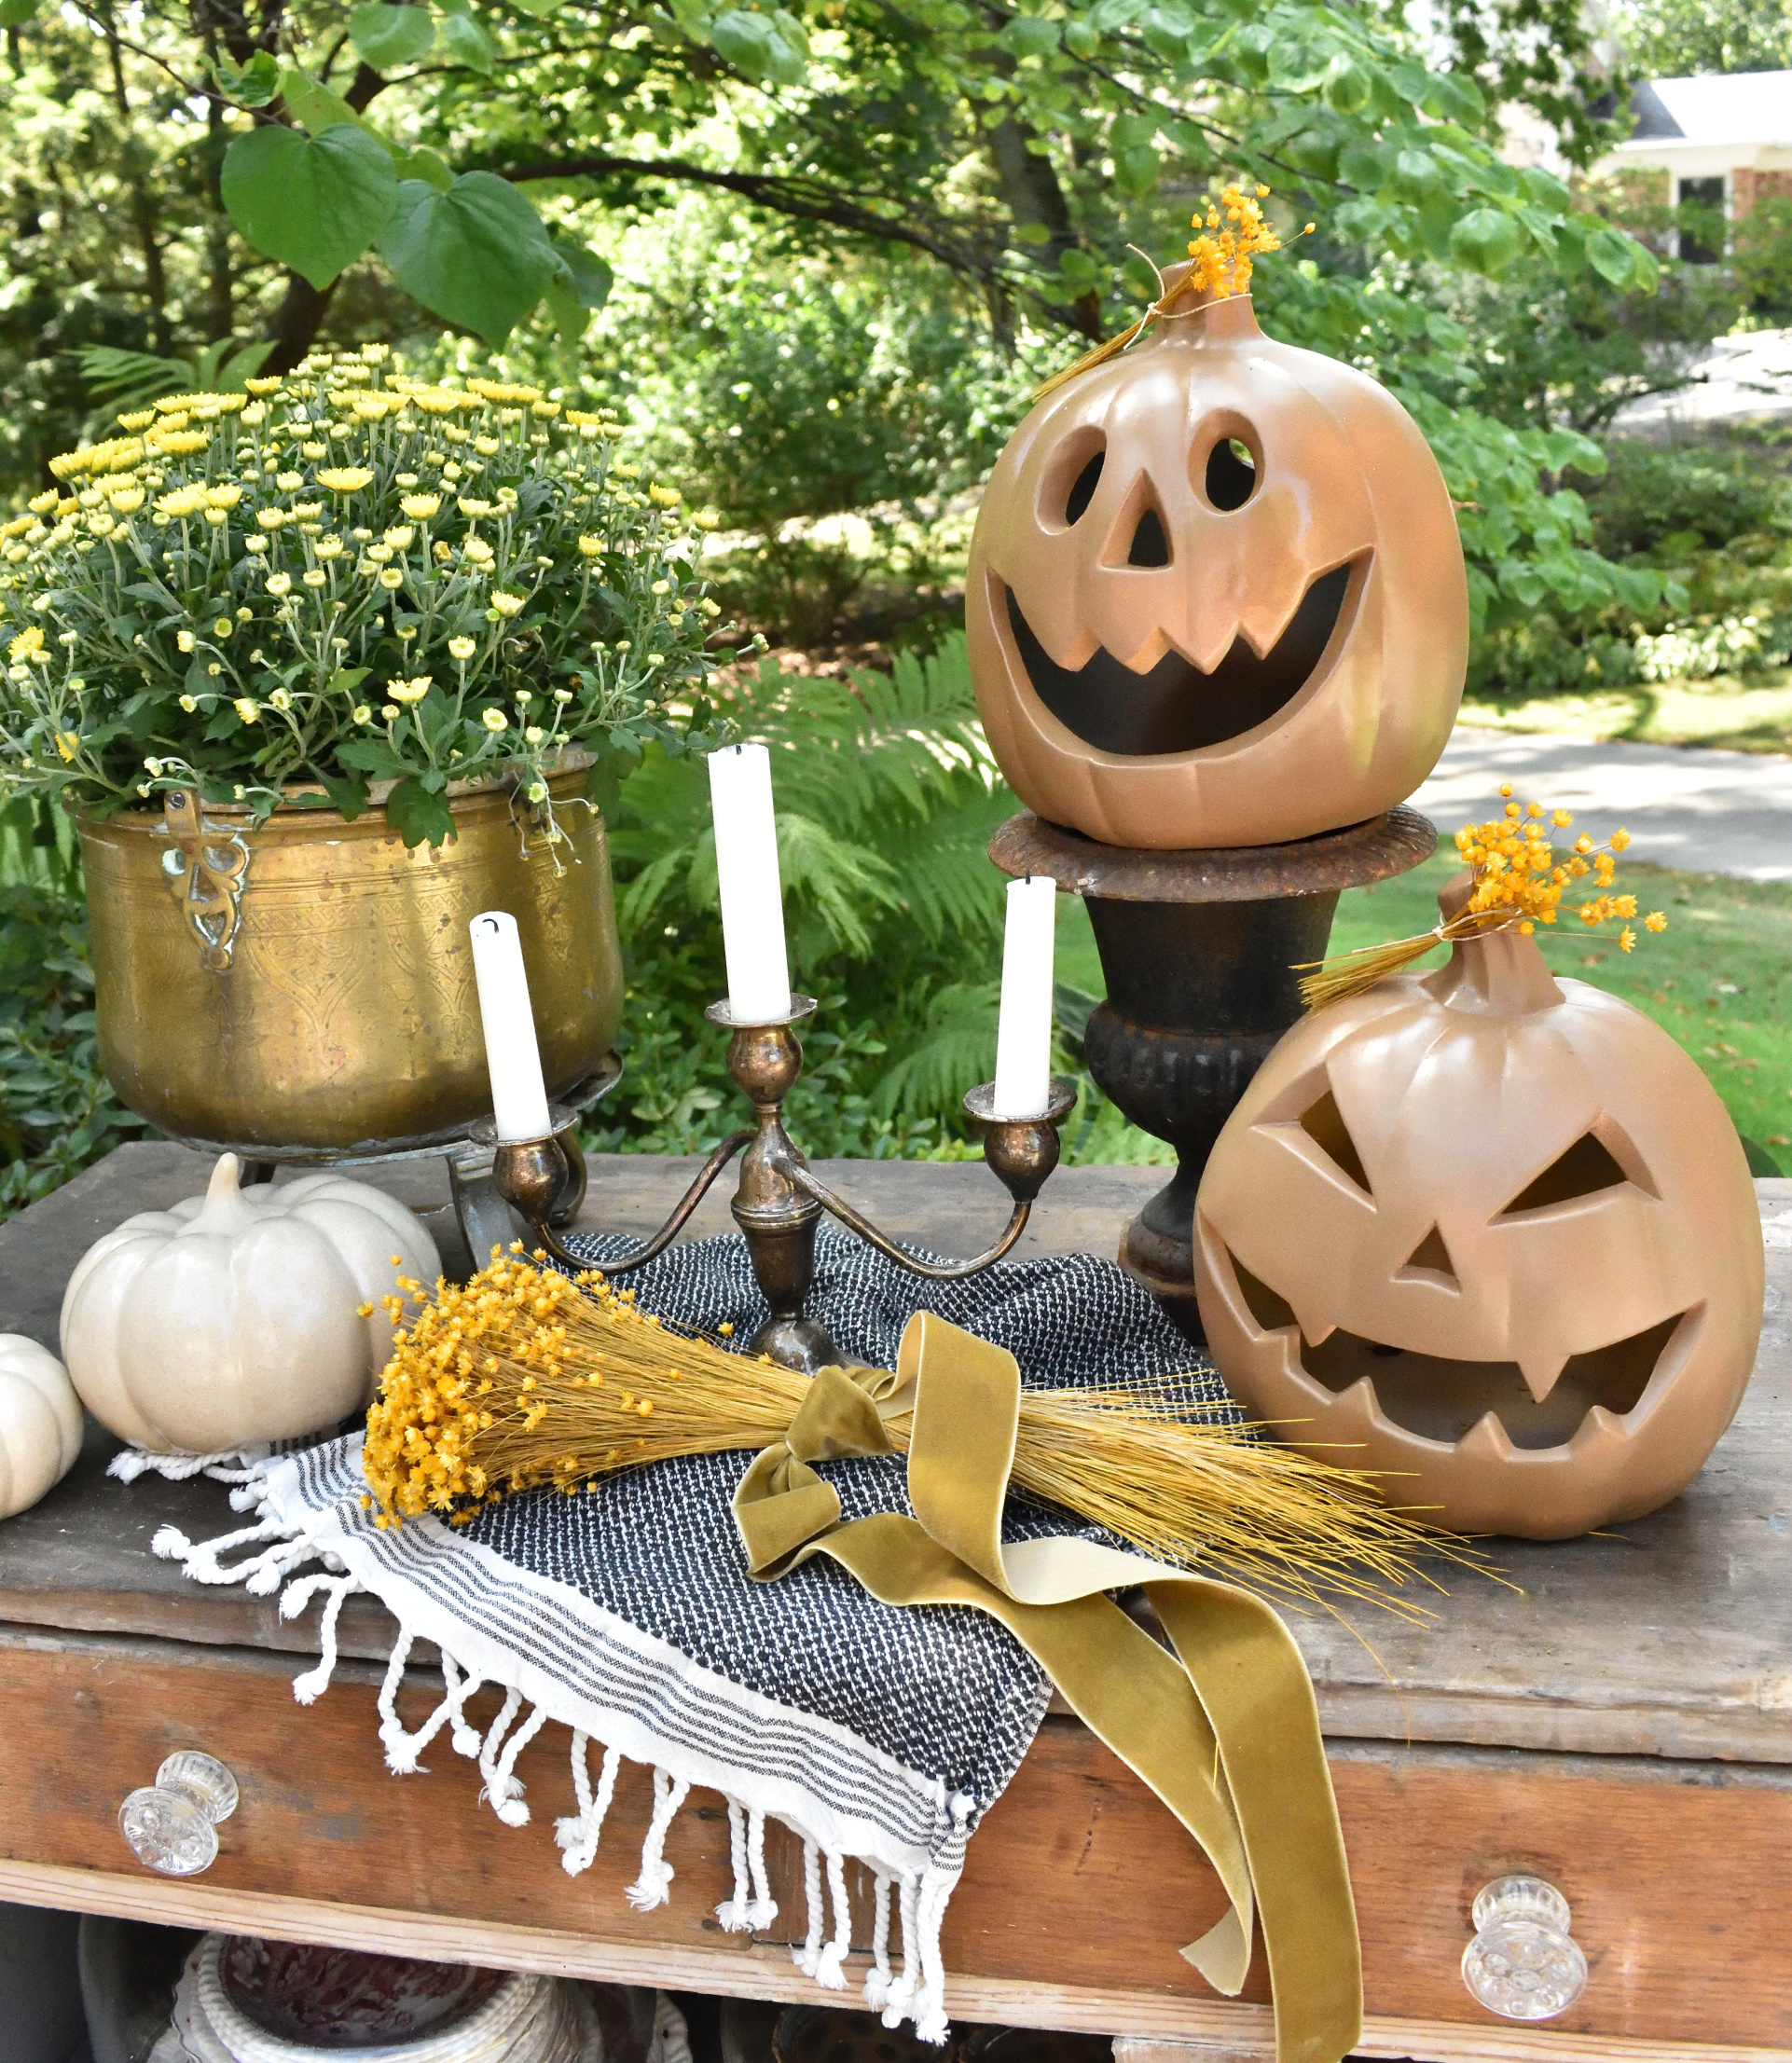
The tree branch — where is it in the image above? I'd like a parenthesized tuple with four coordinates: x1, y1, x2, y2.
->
(493, 152, 999, 282)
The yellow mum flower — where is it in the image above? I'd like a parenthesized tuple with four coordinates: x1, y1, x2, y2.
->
(203, 485, 243, 510)
(8, 626, 45, 661)
(151, 431, 210, 456)
(448, 636, 477, 660)
(482, 707, 507, 732)
(154, 486, 210, 519)
(108, 488, 145, 514)
(489, 590, 525, 616)
(648, 485, 681, 508)
(390, 676, 433, 703)
(577, 535, 601, 557)
(116, 410, 158, 432)
(317, 467, 375, 494)
(235, 698, 260, 722)
(1645, 911, 1668, 933)
(54, 731, 80, 762)
(400, 494, 441, 520)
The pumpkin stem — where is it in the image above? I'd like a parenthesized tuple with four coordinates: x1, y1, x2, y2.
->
(188, 1151, 261, 1236)
(1423, 873, 1565, 1016)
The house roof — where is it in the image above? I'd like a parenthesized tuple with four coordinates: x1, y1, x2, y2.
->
(1619, 71, 1792, 152)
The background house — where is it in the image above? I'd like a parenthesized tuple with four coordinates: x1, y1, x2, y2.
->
(1597, 71, 1792, 259)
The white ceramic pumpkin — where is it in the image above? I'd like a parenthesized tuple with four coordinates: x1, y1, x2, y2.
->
(0, 1335, 84, 1517)
(60, 1154, 440, 1453)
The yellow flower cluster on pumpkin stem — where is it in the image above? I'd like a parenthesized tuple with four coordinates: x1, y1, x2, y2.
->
(1187, 183, 1284, 298)
(1454, 784, 1666, 954)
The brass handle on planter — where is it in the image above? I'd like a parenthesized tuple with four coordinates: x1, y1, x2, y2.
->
(118, 1750, 240, 1877)
(157, 790, 253, 972)
(1462, 1874, 1588, 2020)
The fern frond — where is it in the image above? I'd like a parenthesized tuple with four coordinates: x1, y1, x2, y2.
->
(872, 980, 1000, 1116)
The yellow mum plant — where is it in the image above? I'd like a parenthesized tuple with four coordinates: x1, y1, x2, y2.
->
(0, 349, 729, 847)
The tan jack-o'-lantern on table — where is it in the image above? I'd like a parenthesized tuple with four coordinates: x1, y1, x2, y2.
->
(1192, 894, 1764, 1539)
(967, 268, 1468, 850)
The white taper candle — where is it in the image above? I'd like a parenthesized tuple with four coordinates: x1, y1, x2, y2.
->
(708, 742, 793, 1023)
(469, 910, 553, 1143)
(992, 873, 1057, 1119)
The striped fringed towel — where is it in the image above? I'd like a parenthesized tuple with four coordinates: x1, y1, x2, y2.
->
(148, 1227, 1234, 2043)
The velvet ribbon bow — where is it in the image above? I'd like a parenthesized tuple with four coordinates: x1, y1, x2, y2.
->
(732, 1309, 1362, 2063)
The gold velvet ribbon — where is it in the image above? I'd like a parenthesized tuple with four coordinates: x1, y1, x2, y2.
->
(733, 1310, 1361, 2063)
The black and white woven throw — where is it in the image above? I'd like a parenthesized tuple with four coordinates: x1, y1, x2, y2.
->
(152, 1227, 1230, 2042)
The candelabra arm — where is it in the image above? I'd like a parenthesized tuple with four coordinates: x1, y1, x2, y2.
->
(789, 1165, 1035, 1281)
(483, 1121, 753, 1278)
(586, 1129, 755, 1275)
(784, 1075, 1077, 1284)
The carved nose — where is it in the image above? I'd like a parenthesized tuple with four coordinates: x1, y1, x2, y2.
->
(1127, 505, 1170, 567)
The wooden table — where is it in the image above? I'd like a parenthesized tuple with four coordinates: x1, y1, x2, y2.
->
(1, 1145, 1787, 2063)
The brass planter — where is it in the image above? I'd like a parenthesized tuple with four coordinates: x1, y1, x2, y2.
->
(79, 768, 624, 1155)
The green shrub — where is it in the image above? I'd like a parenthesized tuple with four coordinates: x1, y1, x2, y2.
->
(0, 825, 149, 1218)
(1588, 443, 1789, 559)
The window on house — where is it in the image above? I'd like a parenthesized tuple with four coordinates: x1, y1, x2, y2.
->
(1677, 176, 1728, 264)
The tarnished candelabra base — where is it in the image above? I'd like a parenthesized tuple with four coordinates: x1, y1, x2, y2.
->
(487, 996, 1076, 1373)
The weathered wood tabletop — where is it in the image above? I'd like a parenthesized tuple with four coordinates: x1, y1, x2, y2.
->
(4, 1144, 1788, 1766)
(1, 1145, 1788, 2063)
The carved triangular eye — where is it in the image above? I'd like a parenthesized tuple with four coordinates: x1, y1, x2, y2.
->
(1301, 1087, 1371, 1195)
(1399, 1224, 1457, 1286)
(1500, 1133, 1630, 1217)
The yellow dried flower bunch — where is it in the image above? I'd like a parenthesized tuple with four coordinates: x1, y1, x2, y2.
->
(1186, 183, 1285, 299)
(1034, 180, 1313, 401)
(1454, 785, 1666, 951)
(1299, 785, 1667, 1010)
(363, 1248, 1482, 1616)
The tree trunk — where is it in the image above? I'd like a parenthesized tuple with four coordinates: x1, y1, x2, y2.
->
(264, 274, 338, 372)
(987, 115, 1103, 340)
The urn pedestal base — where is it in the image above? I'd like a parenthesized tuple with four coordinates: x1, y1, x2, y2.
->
(989, 807, 1436, 1335)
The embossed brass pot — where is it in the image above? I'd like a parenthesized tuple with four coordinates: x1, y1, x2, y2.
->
(78, 766, 623, 1154)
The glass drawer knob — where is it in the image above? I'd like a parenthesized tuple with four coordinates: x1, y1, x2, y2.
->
(118, 1751, 239, 1877)
(1462, 1873, 1588, 2021)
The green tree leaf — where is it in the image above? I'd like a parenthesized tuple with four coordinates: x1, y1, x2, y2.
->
(550, 234, 614, 308)
(277, 65, 364, 136)
(385, 777, 458, 848)
(1450, 205, 1523, 277)
(393, 145, 454, 190)
(1322, 56, 1371, 113)
(0, 0, 41, 28)
(1588, 227, 1643, 287)
(220, 122, 399, 290)
(999, 14, 1060, 56)
(376, 172, 559, 344)
(436, 11, 496, 71)
(710, 6, 806, 82)
(347, 3, 435, 69)
(214, 48, 281, 104)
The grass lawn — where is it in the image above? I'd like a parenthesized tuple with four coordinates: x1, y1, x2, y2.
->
(1057, 852, 1792, 1174)
(1459, 667, 1792, 756)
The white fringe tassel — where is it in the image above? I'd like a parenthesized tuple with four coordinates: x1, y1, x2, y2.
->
(151, 1502, 968, 2044)
(863, 1873, 894, 2012)
(627, 1767, 691, 1911)
(556, 1732, 623, 1877)
(794, 1838, 824, 1978)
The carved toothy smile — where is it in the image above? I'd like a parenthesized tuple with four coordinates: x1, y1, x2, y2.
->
(1226, 1250, 1688, 1451)
(1003, 559, 1357, 756)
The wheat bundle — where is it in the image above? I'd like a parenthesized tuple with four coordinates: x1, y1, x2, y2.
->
(363, 1249, 1475, 1617)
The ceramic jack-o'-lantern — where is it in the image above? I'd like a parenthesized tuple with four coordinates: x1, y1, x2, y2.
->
(968, 269, 1468, 850)
(1192, 884, 1764, 1538)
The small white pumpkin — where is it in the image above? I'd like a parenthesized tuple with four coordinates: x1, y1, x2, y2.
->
(0, 1335, 84, 1518)
(60, 1154, 440, 1453)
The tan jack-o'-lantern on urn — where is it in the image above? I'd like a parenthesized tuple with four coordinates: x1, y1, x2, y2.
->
(1192, 888, 1764, 1539)
(968, 271, 1468, 852)
(981, 210, 1457, 1309)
